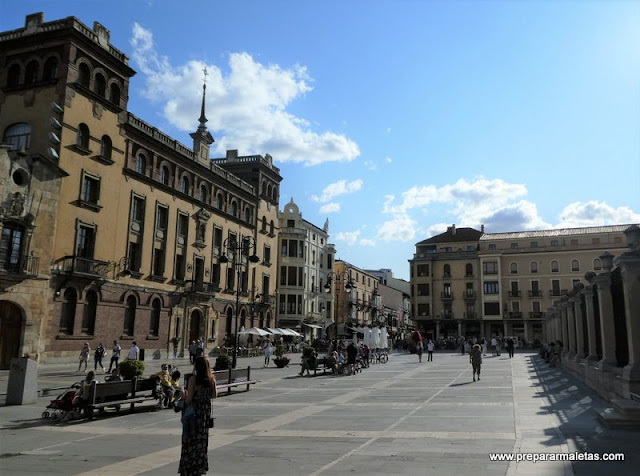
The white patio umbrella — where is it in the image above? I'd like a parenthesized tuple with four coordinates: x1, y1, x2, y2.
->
(381, 327, 388, 349)
(363, 328, 372, 347)
(267, 327, 285, 335)
(284, 328, 303, 337)
(239, 327, 272, 337)
(372, 327, 381, 349)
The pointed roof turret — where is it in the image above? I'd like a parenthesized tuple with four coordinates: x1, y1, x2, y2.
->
(191, 66, 214, 165)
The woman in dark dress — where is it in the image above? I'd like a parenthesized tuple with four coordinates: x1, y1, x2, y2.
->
(179, 356, 217, 475)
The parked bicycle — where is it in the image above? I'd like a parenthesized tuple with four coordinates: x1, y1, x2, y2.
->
(368, 349, 389, 364)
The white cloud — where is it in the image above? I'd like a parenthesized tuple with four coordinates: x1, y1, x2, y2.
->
(335, 230, 361, 245)
(130, 23, 360, 166)
(359, 238, 376, 246)
(385, 156, 392, 163)
(363, 160, 377, 171)
(556, 201, 640, 228)
(311, 179, 363, 203)
(319, 202, 340, 214)
(377, 213, 418, 242)
(386, 127, 392, 133)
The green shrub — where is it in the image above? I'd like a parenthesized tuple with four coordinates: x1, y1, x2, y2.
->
(302, 346, 314, 358)
(275, 345, 287, 358)
(214, 354, 230, 371)
(118, 359, 145, 380)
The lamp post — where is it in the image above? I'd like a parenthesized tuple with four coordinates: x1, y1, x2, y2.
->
(219, 235, 260, 368)
(324, 271, 354, 353)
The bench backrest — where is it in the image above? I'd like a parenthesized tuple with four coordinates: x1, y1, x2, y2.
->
(85, 380, 133, 402)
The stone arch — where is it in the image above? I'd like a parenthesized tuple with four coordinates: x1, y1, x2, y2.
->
(0, 300, 24, 369)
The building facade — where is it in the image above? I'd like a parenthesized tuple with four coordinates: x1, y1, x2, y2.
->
(365, 268, 411, 342)
(276, 198, 333, 341)
(0, 13, 281, 365)
(409, 224, 631, 345)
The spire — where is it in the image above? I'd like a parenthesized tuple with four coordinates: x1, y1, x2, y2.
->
(190, 66, 214, 165)
(198, 67, 208, 127)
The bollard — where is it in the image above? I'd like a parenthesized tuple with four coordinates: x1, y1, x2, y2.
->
(6, 357, 38, 405)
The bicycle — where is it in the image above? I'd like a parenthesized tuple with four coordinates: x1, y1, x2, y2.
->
(368, 350, 389, 364)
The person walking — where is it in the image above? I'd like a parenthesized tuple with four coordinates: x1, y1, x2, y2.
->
(128, 341, 139, 360)
(507, 337, 515, 358)
(459, 336, 466, 355)
(481, 337, 488, 356)
(188, 340, 197, 364)
(470, 343, 482, 382)
(416, 339, 423, 363)
(172, 336, 179, 359)
(107, 340, 121, 373)
(94, 343, 105, 372)
(426, 339, 434, 362)
(263, 340, 272, 367)
(179, 356, 217, 476)
(77, 342, 90, 372)
(346, 341, 358, 375)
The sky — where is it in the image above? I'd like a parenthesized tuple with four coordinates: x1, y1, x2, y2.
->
(4, 1, 640, 280)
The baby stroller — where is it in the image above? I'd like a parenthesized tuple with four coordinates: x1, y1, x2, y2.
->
(42, 382, 81, 420)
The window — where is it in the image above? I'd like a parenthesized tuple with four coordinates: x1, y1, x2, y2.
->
(551, 260, 559, 273)
(174, 253, 185, 281)
(593, 258, 602, 271)
(131, 196, 145, 223)
(77, 123, 90, 149)
(465, 263, 473, 276)
(81, 290, 98, 335)
(25, 60, 39, 84)
(100, 135, 112, 159)
(417, 264, 429, 277)
(488, 244, 496, 251)
(216, 193, 224, 210)
(109, 83, 120, 104)
(211, 262, 220, 287)
(199, 185, 208, 203)
(417, 303, 430, 316)
(511, 242, 518, 249)
(530, 241, 538, 248)
(181, 176, 190, 195)
(530, 261, 538, 273)
(245, 207, 251, 223)
(281, 241, 287, 257)
(136, 154, 146, 175)
(483, 261, 498, 275)
(571, 259, 580, 272)
(483, 282, 499, 294)
(149, 298, 161, 336)
(123, 295, 136, 336)
(75, 223, 96, 259)
(592, 237, 600, 245)
(443, 264, 451, 278)
(80, 172, 101, 206)
(264, 245, 271, 264)
(3, 123, 31, 151)
(127, 242, 141, 273)
(510, 262, 518, 274)
(156, 205, 168, 230)
(44, 57, 58, 81)
(269, 220, 274, 236)
(443, 283, 452, 297)
(226, 266, 235, 290)
(59, 288, 77, 335)
(177, 213, 189, 238)
(484, 302, 500, 316)
(417, 283, 429, 296)
(152, 248, 165, 278)
(551, 279, 561, 296)
(261, 216, 267, 233)
(0, 223, 25, 271)
(7, 64, 20, 87)
(288, 240, 298, 258)
(230, 201, 238, 217)
(95, 73, 106, 96)
(78, 62, 90, 87)
(160, 166, 170, 185)
(213, 227, 222, 255)
(570, 239, 579, 246)
(551, 240, 559, 247)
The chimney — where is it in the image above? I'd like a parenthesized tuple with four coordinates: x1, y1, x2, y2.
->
(451, 224, 456, 235)
(226, 149, 238, 161)
(93, 22, 111, 48)
(481, 224, 485, 233)
(25, 12, 44, 30)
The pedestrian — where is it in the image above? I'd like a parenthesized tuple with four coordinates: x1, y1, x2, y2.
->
(491, 336, 497, 356)
(346, 341, 358, 375)
(172, 336, 179, 359)
(94, 342, 105, 372)
(189, 340, 197, 364)
(507, 337, 515, 358)
(459, 336, 466, 355)
(496, 336, 502, 356)
(263, 340, 272, 367)
(128, 341, 139, 360)
(78, 342, 90, 372)
(481, 337, 487, 356)
(426, 339, 434, 361)
(416, 339, 423, 363)
(470, 343, 482, 381)
(107, 340, 121, 373)
(179, 356, 217, 476)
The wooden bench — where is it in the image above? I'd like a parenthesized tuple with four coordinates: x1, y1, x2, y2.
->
(83, 377, 160, 420)
(183, 367, 256, 395)
(299, 357, 333, 376)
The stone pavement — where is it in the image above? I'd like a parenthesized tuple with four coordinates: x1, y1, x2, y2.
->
(0, 352, 637, 476)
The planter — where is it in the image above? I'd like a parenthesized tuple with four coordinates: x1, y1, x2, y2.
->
(273, 357, 290, 368)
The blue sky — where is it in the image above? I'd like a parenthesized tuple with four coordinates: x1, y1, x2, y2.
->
(4, 1, 640, 280)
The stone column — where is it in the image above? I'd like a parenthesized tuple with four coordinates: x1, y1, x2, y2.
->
(457, 320, 462, 337)
(615, 245, 640, 383)
(583, 277, 599, 364)
(572, 285, 586, 361)
(565, 297, 577, 358)
(435, 323, 440, 340)
(593, 273, 616, 371)
(560, 300, 569, 356)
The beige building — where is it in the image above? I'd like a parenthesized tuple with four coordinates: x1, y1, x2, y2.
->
(0, 13, 281, 365)
(410, 224, 631, 345)
(276, 198, 332, 340)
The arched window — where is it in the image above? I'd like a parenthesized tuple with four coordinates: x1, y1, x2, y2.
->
(262, 180, 267, 196)
(530, 261, 538, 273)
(25, 60, 39, 84)
(181, 176, 190, 195)
(78, 62, 90, 87)
(3, 123, 31, 151)
(443, 264, 451, 278)
(199, 184, 208, 203)
(571, 259, 580, 272)
(81, 290, 98, 335)
(551, 260, 559, 273)
(100, 135, 112, 159)
(150, 298, 161, 337)
(593, 258, 602, 271)
(44, 57, 58, 81)
(160, 165, 170, 185)
(269, 220, 274, 235)
(95, 73, 106, 96)
(230, 201, 238, 217)
(7, 64, 20, 87)
(245, 207, 251, 223)
(261, 216, 267, 232)
(123, 295, 137, 336)
(272, 186, 277, 201)
(109, 83, 121, 104)
(510, 262, 518, 274)
(77, 123, 90, 148)
(216, 193, 224, 210)
(465, 263, 473, 277)
(136, 154, 146, 174)
(59, 288, 77, 335)
(267, 184, 272, 198)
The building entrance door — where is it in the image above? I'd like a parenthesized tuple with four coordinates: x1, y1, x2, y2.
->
(190, 308, 202, 343)
(0, 301, 23, 369)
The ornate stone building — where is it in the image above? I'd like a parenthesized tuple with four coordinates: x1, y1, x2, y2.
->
(0, 13, 281, 365)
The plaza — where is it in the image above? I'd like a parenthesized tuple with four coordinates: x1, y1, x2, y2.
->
(0, 351, 637, 475)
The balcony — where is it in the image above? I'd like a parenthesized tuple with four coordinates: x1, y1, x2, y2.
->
(442, 312, 454, 319)
(528, 290, 543, 297)
(440, 292, 454, 301)
(0, 252, 40, 276)
(549, 289, 568, 297)
(184, 281, 218, 295)
(57, 256, 110, 277)
(529, 312, 546, 319)
(507, 312, 523, 319)
(464, 312, 478, 319)
(508, 290, 522, 297)
(463, 290, 476, 301)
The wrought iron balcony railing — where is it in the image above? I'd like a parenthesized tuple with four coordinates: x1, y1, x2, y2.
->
(0, 252, 39, 276)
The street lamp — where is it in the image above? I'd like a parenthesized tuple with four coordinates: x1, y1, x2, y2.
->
(219, 235, 260, 368)
(324, 271, 354, 353)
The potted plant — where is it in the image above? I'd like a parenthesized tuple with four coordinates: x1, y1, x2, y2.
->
(273, 345, 290, 368)
(118, 359, 145, 380)
(214, 354, 230, 371)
